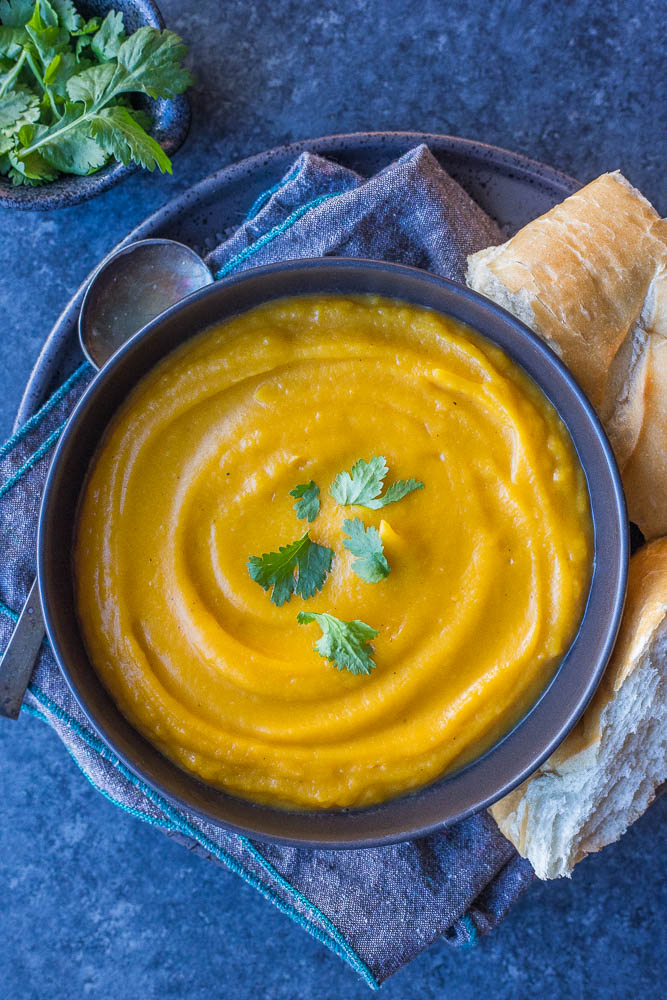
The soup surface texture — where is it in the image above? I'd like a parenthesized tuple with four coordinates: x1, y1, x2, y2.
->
(75, 295, 593, 810)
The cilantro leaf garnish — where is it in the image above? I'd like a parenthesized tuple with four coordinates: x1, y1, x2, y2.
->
(0, 2, 193, 186)
(292, 536, 333, 600)
(343, 517, 390, 583)
(330, 455, 387, 505)
(290, 480, 320, 522)
(378, 478, 424, 506)
(248, 532, 333, 606)
(330, 456, 424, 509)
(297, 611, 379, 675)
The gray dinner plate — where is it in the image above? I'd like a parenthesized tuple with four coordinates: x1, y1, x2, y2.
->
(15, 131, 580, 429)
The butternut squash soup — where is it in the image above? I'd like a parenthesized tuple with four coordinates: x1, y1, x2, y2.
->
(75, 295, 593, 810)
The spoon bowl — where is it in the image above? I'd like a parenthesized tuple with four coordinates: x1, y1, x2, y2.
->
(79, 239, 213, 369)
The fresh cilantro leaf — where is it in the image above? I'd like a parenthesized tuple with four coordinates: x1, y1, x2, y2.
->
(342, 517, 389, 583)
(38, 123, 106, 171)
(0, 0, 35, 28)
(7, 143, 56, 181)
(330, 456, 388, 506)
(248, 532, 333, 607)
(71, 16, 100, 37)
(123, 103, 151, 130)
(0, 85, 38, 129)
(31, 0, 57, 27)
(297, 611, 379, 675)
(114, 26, 193, 99)
(27, 100, 106, 172)
(45, 48, 77, 94)
(43, 50, 58, 82)
(330, 456, 424, 509)
(65, 58, 114, 104)
(7, 165, 41, 183)
(293, 536, 334, 600)
(25, 0, 69, 64)
(373, 478, 424, 507)
(73, 32, 89, 60)
(89, 104, 170, 172)
(0, 25, 26, 57)
(50, 0, 82, 33)
(90, 10, 124, 62)
(290, 481, 320, 523)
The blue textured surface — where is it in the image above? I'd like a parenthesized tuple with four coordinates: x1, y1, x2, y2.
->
(0, 0, 665, 996)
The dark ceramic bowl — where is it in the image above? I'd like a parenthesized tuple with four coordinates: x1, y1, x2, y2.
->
(0, 0, 190, 211)
(38, 259, 628, 847)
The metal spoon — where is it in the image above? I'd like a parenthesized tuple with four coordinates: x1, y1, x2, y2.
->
(79, 238, 213, 368)
(0, 239, 213, 718)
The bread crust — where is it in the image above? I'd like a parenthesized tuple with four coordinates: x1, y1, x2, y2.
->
(490, 537, 667, 874)
(466, 172, 667, 540)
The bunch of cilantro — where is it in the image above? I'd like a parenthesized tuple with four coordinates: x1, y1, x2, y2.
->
(0, 0, 193, 186)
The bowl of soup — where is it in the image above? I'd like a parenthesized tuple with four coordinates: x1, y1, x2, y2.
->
(38, 258, 628, 846)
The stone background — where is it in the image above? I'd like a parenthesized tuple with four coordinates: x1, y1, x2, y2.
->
(0, 1, 664, 996)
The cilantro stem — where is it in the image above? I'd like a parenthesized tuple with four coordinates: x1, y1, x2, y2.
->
(24, 50, 58, 116)
(16, 80, 124, 158)
(0, 48, 27, 98)
(17, 100, 92, 156)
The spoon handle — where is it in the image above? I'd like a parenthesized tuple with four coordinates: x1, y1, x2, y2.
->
(0, 578, 45, 719)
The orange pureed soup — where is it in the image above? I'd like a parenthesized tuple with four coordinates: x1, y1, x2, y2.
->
(75, 295, 593, 809)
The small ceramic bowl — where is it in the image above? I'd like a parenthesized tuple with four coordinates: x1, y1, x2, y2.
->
(38, 259, 628, 847)
(0, 0, 191, 211)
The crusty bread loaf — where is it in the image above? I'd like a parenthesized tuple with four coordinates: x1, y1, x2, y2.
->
(490, 537, 667, 879)
(466, 171, 667, 540)
(612, 270, 667, 538)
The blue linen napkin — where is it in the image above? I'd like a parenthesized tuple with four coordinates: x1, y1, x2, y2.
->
(0, 145, 534, 988)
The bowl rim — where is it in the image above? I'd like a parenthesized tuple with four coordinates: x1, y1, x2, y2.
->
(38, 258, 629, 847)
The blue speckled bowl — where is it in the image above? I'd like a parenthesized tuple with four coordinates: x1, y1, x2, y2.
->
(0, 0, 191, 210)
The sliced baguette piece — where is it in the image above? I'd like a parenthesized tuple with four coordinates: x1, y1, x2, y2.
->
(490, 537, 667, 879)
(613, 268, 667, 538)
(466, 171, 667, 540)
